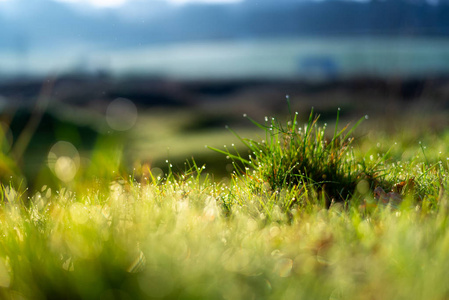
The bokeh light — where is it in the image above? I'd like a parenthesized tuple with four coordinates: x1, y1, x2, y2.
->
(106, 98, 138, 132)
(54, 157, 78, 182)
(356, 179, 370, 195)
(150, 167, 164, 180)
(48, 141, 80, 182)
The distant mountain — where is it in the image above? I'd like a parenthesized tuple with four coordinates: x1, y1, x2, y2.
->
(0, 0, 448, 53)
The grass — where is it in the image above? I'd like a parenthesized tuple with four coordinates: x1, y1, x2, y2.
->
(210, 106, 381, 207)
(0, 105, 448, 299)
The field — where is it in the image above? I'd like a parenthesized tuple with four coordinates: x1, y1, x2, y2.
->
(1, 82, 449, 299)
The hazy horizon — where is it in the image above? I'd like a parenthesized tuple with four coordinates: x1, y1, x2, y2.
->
(1, 0, 449, 79)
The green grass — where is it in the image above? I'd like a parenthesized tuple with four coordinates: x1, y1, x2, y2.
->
(0, 106, 448, 299)
(210, 107, 382, 207)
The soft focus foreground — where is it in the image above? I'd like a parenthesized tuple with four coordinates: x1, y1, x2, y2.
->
(1, 171, 449, 299)
(0, 110, 448, 299)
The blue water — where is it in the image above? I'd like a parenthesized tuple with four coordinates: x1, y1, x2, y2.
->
(1, 37, 449, 79)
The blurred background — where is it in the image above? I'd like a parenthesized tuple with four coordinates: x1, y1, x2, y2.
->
(1, 0, 449, 189)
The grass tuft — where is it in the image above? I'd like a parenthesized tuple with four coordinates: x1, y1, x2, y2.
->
(210, 108, 390, 208)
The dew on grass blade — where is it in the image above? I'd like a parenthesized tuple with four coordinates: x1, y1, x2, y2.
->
(106, 98, 138, 131)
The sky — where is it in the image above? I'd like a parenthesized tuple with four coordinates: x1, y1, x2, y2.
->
(0, 0, 243, 8)
(1, 0, 448, 79)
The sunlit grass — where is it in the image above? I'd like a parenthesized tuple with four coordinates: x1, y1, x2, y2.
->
(0, 107, 449, 299)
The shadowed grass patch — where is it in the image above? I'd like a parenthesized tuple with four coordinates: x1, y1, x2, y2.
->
(210, 106, 392, 209)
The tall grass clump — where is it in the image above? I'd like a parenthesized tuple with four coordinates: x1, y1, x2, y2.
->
(212, 107, 388, 208)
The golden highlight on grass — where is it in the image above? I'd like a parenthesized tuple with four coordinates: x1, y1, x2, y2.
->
(0, 108, 448, 299)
